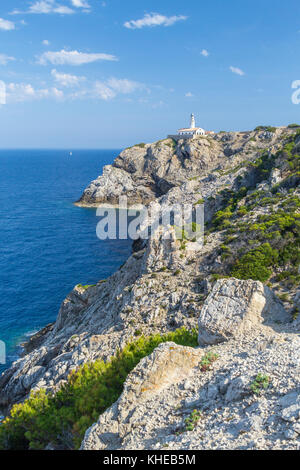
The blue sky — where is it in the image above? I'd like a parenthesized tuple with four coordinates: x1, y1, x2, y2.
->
(0, 0, 300, 148)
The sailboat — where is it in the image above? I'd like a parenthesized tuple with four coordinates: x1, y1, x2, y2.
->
(69, 151, 73, 156)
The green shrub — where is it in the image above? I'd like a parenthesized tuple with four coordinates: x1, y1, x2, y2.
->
(250, 374, 270, 395)
(76, 284, 96, 290)
(125, 142, 146, 150)
(184, 410, 202, 432)
(0, 328, 198, 451)
(231, 243, 277, 282)
(237, 206, 248, 216)
(254, 126, 276, 133)
(199, 351, 219, 372)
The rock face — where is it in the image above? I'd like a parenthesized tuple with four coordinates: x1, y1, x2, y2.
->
(0, 219, 203, 408)
(81, 331, 300, 450)
(22, 323, 54, 355)
(76, 165, 156, 207)
(1, 126, 299, 450)
(76, 128, 288, 207)
(198, 279, 289, 345)
(81, 342, 203, 450)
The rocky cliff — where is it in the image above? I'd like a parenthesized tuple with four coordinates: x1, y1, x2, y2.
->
(0, 126, 299, 450)
(75, 127, 292, 207)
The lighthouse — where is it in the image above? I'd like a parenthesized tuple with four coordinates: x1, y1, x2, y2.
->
(190, 113, 196, 129)
(168, 114, 214, 140)
(176, 114, 206, 137)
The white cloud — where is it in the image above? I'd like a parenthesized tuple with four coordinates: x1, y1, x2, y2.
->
(29, 1, 55, 14)
(38, 49, 118, 65)
(0, 18, 15, 30)
(53, 5, 74, 14)
(42, 39, 50, 46)
(201, 49, 209, 57)
(93, 78, 146, 100)
(0, 54, 15, 65)
(6, 82, 64, 102)
(124, 12, 187, 29)
(7, 83, 35, 102)
(230, 66, 245, 76)
(71, 0, 90, 8)
(94, 81, 116, 100)
(107, 78, 145, 94)
(185, 92, 193, 97)
(11, 1, 75, 15)
(51, 68, 85, 87)
(5, 75, 146, 103)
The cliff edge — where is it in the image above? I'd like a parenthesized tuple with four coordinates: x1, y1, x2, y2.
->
(0, 125, 299, 450)
(76, 128, 290, 207)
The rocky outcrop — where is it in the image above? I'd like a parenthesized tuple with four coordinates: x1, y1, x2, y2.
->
(1, 126, 299, 451)
(2, 126, 299, 409)
(22, 323, 54, 355)
(81, 342, 203, 450)
(81, 330, 300, 450)
(76, 165, 156, 207)
(0, 215, 204, 407)
(198, 279, 289, 345)
(76, 128, 289, 207)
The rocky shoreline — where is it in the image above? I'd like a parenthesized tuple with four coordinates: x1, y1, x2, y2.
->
(0, 126, 299, 450)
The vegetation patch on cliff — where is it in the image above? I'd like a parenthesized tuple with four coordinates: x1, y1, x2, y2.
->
(0, 328, 197, 450)
(208, 132, 300, 284)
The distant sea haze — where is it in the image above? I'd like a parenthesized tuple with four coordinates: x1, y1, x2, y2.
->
(0, 149, 132, 373)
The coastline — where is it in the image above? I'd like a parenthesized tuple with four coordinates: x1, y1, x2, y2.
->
(74, 200, 149, 209)
(1, 128, 299, 450)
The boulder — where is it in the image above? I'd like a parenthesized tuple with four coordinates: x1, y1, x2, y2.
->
(280, 390, 300, 422)
(198, 278, 288, 346)
(81, 342, 202, 450)
(22, 366, 46, 390)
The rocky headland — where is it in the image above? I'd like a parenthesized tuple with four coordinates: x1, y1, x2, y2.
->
(0, 125, 299, 450)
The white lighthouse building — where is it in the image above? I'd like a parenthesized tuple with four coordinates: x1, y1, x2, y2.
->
(177, 114, 206, 137)
(168, 114, 214, 140)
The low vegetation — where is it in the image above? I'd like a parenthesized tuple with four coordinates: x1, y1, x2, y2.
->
(250, 374, 270, 395)
(0, 328, 198, 451)
(254, 125, 276, 133)
(184, 409, 202, 432)
(208, 131, 300, 284)
(76, 284, 96, 290)
(199, 351, 219, 372)
(125, 142, 146, 150)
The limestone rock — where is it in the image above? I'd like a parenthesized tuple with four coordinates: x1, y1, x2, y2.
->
(81, 342, 202, 450)
(22, 323, 54, 354)
(1, 127, 299, 451)
(75, 165, 151, 207)
(80, 329, 300, 450)
(280, 390, 300, 422)
(22, 366, 46, 390)
(198, 278, 288, 346)
(76, 129, 288, 208)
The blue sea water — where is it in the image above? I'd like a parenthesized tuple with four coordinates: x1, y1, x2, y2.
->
(0, 149, 132, 373)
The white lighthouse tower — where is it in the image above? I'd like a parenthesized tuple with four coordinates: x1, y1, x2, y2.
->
(190, 113, 196, 129)
(176, 114, 206, 138)
(168, 113, 214, 140)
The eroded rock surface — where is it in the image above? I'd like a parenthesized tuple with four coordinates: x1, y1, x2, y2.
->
(1, 127, 299, 451)
(76, 128, 289, 207)
(81, 342, 203, 450)
(198, 278, 289, 345)
(81, 331, 300, 450)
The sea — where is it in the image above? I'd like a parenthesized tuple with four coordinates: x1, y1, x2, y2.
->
(0, 149, 132, 374)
